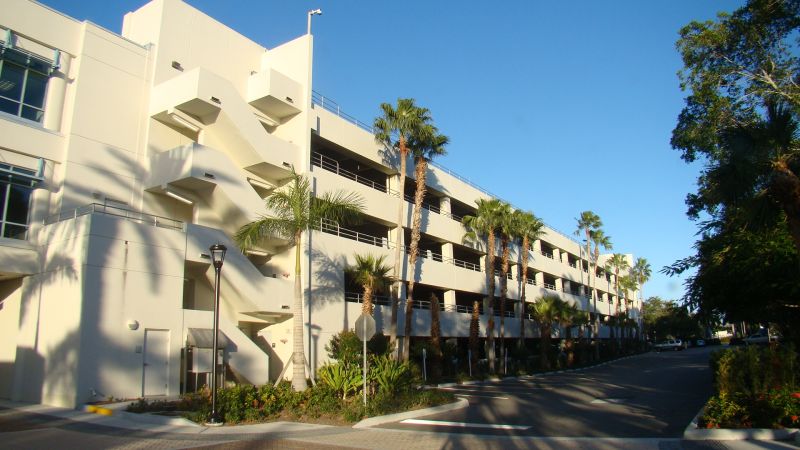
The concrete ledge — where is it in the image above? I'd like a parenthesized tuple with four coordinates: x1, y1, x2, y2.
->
(114, 410, 202, 428)
(352, 398, 468, 429)
(683, 406, 799, 441)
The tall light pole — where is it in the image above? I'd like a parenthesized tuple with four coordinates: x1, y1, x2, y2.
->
(307, 8, 322, 35)
(207, 243, 227, 426)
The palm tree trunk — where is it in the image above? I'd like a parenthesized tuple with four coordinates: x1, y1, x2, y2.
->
(389, 140, 408, 358)
(518, 237, 529, 349)
(402, 158, 428, 362)
(499, 239, 510, 373)
(291, 232, 307, 391)
(485, 232, 496, 374)
(540, 323, 551, 371)
(362, 285, 374, 316)
(469, 300, 480, 374)
(430, 293, 442, 381)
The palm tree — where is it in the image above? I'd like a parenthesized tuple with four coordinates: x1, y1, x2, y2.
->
(530, 294, 564, 371)
(513, 210, 544, 349)
(558, 303, 585, 368)
(403, 126, 448, 362)
(494, 201, 514, 372)
(617, 274, 637, 348)
(347, 254, 392, 316)
(235, 168, 364, 391)
(575, 211, 602, 358)
(605, 253, 629, 353)
(374, 99, 432, 355)
(589, 228, 612, 359)
(429, 293, 443, 381)
(631, 257, 651, 340)
(462, 198, 504, 374)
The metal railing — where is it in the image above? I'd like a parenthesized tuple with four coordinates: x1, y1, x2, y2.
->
(44, 203, 185, 231)
(316, 219, 481, 272)
(543, 282, 557, 291)
(311, 90, 580, 245)
(540, 251, 554, 259)
(311, 152, 397, 196)
(344, 292, 522, 318)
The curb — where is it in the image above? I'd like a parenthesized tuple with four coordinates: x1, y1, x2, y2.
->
(83, 404, 113, 416)
(683, 405, 799, 441)
(352, 398, 468, 429)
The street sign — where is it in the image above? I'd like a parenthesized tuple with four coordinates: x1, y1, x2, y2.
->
(355, 313, 376, 341)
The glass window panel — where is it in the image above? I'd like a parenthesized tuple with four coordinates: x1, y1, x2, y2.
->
(23, 72, 47, 108)
(0, 62, 24, 100)
(5, 184, 31, 224)
(0, 182, 6, 221)
(3, 48, 28, 66)
(0, 97, 19, 116)
(21, 105, 43, 122)
(3, 223, 27, 240)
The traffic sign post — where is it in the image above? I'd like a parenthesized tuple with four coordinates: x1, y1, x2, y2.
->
(355, 313, 376, 407)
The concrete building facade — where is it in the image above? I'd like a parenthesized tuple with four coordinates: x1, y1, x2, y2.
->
(0, 0, 641, 408)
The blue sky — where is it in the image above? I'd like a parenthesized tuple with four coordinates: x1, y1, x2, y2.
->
(39, 0, 743, 301)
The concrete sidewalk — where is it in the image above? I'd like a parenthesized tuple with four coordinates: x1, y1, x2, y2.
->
(1, 399, 798, 450)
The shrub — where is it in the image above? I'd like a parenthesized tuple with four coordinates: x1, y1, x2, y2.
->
(318, 362, 362, 400)
(701, 345, 800, 428)
(370, 354, 412, 394)
(326, 330, 391, 367)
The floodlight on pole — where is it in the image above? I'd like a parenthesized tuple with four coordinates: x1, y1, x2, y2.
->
(307, 9, 322, 35)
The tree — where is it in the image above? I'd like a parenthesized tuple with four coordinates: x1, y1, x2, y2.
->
(669, 0, 800, 343)
(558, 302, 585, 368)
(403, 125, 448, 362)
(630, 257, 651, 339)
(462, 198, 504, 374)
(514, 210, 545, 348)
(347, 254, 392, 316)
(642, 296, 703, 342)
(429, 293, 443, 381)
(494, 201, 514, 372)
(590, 228, 612, 358)
(235, 168, 364, 391)
(374, 99, 433, 356)
(605, 253, 629, 353)
(575, 211, 604, 359)
(530, 294, 565, 371)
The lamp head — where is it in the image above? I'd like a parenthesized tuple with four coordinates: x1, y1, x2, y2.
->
(209, 243, 227, 269)
(309, 8, 322, 16)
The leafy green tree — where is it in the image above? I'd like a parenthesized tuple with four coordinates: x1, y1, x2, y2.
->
(403, 125, 448, 362)
(235, 168, 364, 391)
(642, 297, 702, 342)
(514, 210, 545, 347)
(669, 0, 800, 343)
(347, 254, 392, 316)
(462, 198, 505, 373)
(374, 99, 433, 354)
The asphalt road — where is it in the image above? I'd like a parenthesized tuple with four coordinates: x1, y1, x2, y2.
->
(379, 346, 717, 438)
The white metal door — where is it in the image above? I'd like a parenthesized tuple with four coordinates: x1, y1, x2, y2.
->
(143, 329, 169, 396)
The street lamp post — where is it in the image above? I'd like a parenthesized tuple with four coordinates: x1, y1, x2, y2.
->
(207, 243, 227, 426)
(307, 8, 322, 35)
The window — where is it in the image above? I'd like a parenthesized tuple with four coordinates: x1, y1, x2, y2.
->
(0, 40, 54, 123)
(0, 162, 42, 240)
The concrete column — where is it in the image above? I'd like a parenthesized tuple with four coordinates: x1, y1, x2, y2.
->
(440, 196, 452, 216)
(442, 242, 454, 260)
(444, 290, 456, 308)
(579, 285, 586, 298)
(43, 54, 70, 132)
(555, 278, 563, 292)
(532, 239, 542, 254)
(552, 247, 560, 262)
(562, 280, 571, 294)
(535, 271, 544, 287)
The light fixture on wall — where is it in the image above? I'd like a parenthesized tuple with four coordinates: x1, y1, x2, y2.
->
(164, 190, 193, 205)
(126, 320, 139, 331)
(171, 61, 183, 71)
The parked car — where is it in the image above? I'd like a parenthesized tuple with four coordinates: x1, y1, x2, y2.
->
(654, 339, 684, 352)
(695, 339, 706, 347)
(743, 331, 780, 346)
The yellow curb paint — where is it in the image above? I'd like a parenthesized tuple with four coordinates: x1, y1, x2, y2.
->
(84, 405, 98, 413)
(95, 408, 113, 416)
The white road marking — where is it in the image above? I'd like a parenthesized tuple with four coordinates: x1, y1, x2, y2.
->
(400, 419, 530, 430)
(454, 393, 510, 400)
(591, 398, 626, 404)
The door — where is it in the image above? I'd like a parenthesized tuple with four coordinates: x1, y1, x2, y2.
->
(143, 329, 169, 396)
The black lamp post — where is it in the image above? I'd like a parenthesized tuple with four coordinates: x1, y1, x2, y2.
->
(207, 243, 226, 425)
